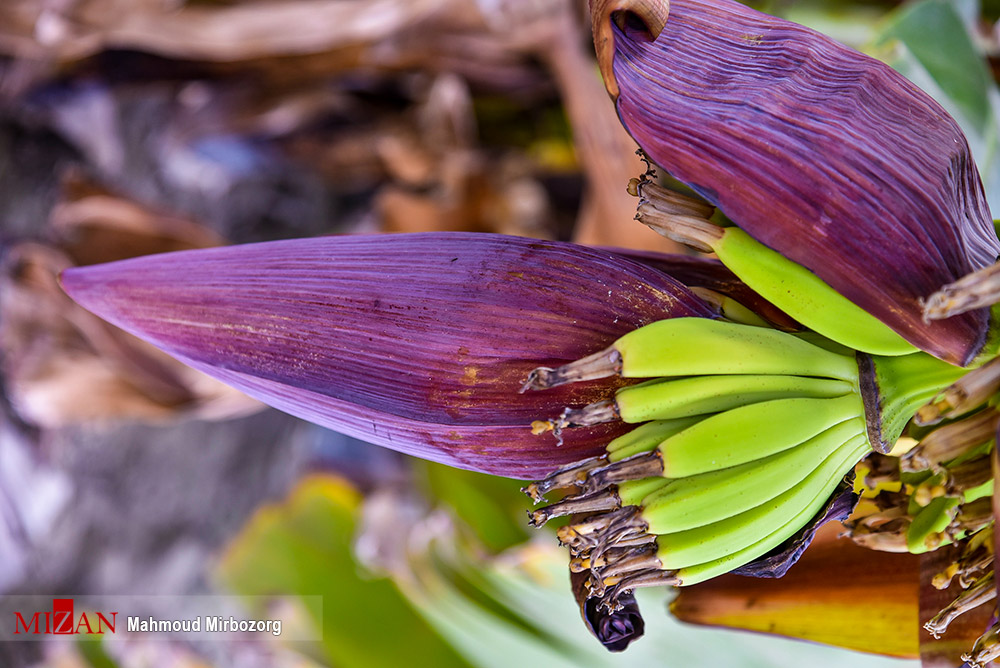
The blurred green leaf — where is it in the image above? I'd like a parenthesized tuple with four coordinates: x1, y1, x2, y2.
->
(401, 541, 922, 668)
(76, 638, 119, 668)
(877, 0, 991, 131)
(417, 461, 533, 553)
(217, 474, 473, 668)
(873, 0, 1000, 209)
(773, 0, 883, 48)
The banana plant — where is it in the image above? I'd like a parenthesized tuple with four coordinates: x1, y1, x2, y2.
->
(56, 228, 981, 655)
(56, 0, 1000, 662)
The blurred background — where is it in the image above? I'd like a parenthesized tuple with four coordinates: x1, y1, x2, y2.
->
(0, 0, 998, 665)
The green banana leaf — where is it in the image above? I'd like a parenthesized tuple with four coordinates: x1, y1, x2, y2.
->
(402, 535, 922, 668)
(76, 639, 119, 668)
(415, 460, 535, 553)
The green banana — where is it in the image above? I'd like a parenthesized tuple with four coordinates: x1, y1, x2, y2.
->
(615, 374, 854, 424)
(906, 496, 962, 554)
(963, 478, 994, 504)
(669, 438, 871, 585)
(654, 393, 865, 477)
(709, 228, 917, 356)
(687, 287, 772, 328)
(638, 417, 865, 533)
(651, 434, 868, 568)
(905, 471, 993, 552)
(614, 318, 859, 380)
(521, 316, 860, 391)
(605, 416, 704, 456)
(617, 478, 671, 507)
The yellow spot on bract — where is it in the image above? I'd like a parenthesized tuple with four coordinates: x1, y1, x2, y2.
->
(463, 366, 479, 384)
(531, 420, 554, 435)
(742, 33, 763, 46)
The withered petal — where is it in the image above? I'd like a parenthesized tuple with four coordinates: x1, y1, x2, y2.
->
(602, 0, 1000, 365)
(731, 482, 858, 579)
(919, 542, 997, 667)
(60, 232, 715, 478)
(671, 523, 921, 658)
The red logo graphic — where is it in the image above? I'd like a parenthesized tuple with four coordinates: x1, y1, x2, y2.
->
(14, 599, 117, 635)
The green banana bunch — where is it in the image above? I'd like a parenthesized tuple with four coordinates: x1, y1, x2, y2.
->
(842, 358, 998, 668)
(652, 435, 866, 569)
(565, 435, 869, 600)
(522, 312, 966, 612)
(637, 418, 865, 533)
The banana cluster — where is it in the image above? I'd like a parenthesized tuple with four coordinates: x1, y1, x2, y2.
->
(523, 317, 877, 611)
(848, 450, 993, 555)
(521, 169, 973, 624)
(845, 359, 1000, 668)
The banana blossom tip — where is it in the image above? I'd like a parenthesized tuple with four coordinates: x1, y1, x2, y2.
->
(58, 232, 717, 479)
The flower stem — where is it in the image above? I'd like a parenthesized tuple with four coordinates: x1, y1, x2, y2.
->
(867, 352, 968, 453)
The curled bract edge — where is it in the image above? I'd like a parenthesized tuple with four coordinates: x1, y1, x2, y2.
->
(589, 0, 670, 98)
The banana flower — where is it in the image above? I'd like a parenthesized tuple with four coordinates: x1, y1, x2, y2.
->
(59, 232, 718, 479)
(584, 0, 1000, 662)
(591, 0, 1000, 365)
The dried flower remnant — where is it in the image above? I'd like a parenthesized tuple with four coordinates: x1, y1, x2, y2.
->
(923, 261, 1000, 323)
(916, 356, 1000, 426)
(901, 408, 1000, 473)
(844, 356, 1000, 664)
